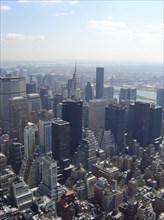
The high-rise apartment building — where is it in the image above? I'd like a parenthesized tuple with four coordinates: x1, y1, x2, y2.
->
(103, 86, 114, 100)
(9, 96, 28, 143)
(0, 76, 26, 132)
(119, 87, 137, 103)
(89, 99, 108, 138)
(96, 67, 104, 99)
(62, 100, 83, 156)
(39, 119, 52, 154)
(105, 104, 126, 153)
(157, 88, 164, 107)
(52, 119, 70, 161)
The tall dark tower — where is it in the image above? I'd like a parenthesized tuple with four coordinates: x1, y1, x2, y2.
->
(105, 104, 125, 154)
(149, 105, 162, 144)
(96, 67, 104, 99)
(133, 102, 150, 148)
(157, 88, 164, 107)
(62, 100, 83, 156)
(52, 119, 70, 161)
(85, 82, 93, 102)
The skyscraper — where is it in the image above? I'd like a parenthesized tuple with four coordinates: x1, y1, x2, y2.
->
(38, 156, 57, 199)
(157, 88, 164, 107)
(62, 100, 83, 156)
(96, 67, 104, 99)
(0, 76, 26, 132)
(85, 82, 93, 102)
(9, 96, 28, 143)
(53, 94, 63, 117)
(67, 63, 81, 100)
(119, 87, 137, 103)
(133, 102, 150, 148)
(105, 104, 126, 153)
(89, 99, 108, 138)
(39, 119, 52, 154)
(51, 119, 70, 161)
(149, 104, 162, 144)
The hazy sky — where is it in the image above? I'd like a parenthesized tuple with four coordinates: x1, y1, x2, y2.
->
(1, 0, 163, 62)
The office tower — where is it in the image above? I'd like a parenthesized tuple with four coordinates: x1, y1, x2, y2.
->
(52, 119, 70, 161)
(9, 142, 24, 175)
(39, 156, 57, 199)
(105, 104, 126, 153)
(40, 87, 48, 107)
(27, 93, 41, 115)
(103, 86, 114, 100)
(0, 76, 26, 133)
(149, 104, 162, 144)
(42, 94, 52, 110)
(26, 83, 36, 94)
(94, 177, 109, 204)
(83, 101, 89, 128)
(77, 130, 98, 172)
(89, 99, 108, 138)
(157, 88, 164, 107)
(96, 67, 104, 99)
(9, 96, 28, 143)
(53, 94, 63, 117)
(133, 102, 150, 148)
(62, 100, 83, 156)
(85, 82, 93, 102)
(67, 63, 81, 100)
(11, 177, 33, 210)
(24, 122, 38, 158)
(39, 119, 52, 154)
(100, 130, 115, 158)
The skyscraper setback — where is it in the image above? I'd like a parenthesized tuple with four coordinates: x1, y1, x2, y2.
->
(96, 67, 104, 99)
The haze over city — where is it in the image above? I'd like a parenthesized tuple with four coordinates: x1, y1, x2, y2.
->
(1, 0, 163, 62)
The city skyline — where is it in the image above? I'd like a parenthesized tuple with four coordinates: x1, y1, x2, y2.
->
(1, 0, 163, 63)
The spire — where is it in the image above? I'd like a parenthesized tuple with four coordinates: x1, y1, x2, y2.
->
(74, 60, 77, 74)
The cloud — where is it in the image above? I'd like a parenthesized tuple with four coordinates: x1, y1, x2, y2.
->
(69, 1, 80, 5)
(148, 23, 164, 30)
(53, 10, 74, 16)
(17, 0, 30, 3)
(0, 5, 12, 11)
(88, 20, 128, 32)
(3, 33, 47, 41)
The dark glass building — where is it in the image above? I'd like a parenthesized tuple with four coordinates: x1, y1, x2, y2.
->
(26, 83, 36, 94)
(105, 104, 126, 153)
(157, 88, 164, 107)
(149, 105, 162, 144)
(85, 82, 93, 102)
(62, 100, 83, 156)
(133, 102, 150, 148)
(96, 67, 104, 99)
(52, 119, 70, 161)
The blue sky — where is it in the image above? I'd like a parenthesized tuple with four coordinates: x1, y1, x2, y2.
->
(1, 0, 163, 62)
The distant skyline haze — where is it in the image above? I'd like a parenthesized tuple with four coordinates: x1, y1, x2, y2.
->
(0, 0, 163, 63)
